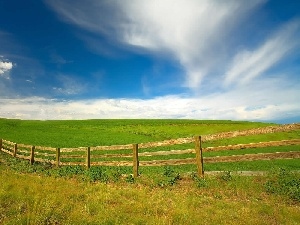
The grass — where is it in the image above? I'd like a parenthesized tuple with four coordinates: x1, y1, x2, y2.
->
(0, 118, 275, 147)
(1, 159, 300, 224)
(1, 118, 299, 174)
(0, 118, 300, 224)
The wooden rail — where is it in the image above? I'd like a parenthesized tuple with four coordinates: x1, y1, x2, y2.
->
(203, 139, 300, 152)
(204, 151, 300, 163)
(1, 137, 300, 178)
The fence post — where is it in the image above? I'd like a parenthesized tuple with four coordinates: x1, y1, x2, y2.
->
(132, 144, 139, 178)
(86, 147, 91, 169)
(13, 143, 17, 157)
(0, 139, 2, 151)
(30, 146, 35, 165)
(56, 148, 60, 167)
(195, 136, 204, 177)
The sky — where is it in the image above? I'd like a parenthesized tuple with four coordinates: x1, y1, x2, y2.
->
(0, 0, 299, 123)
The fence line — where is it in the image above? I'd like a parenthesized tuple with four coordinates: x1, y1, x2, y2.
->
(1, 137, 300, 177)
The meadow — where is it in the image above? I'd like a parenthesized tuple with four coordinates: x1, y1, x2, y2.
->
(0, 118, 300, 224)
(0, 118, 299, 173)
(0, 118, 276, 147)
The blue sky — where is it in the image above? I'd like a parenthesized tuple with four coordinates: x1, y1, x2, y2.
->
(0, 0, 299, 122)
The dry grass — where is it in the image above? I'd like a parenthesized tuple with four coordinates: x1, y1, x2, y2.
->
(1, 166, 299, 225)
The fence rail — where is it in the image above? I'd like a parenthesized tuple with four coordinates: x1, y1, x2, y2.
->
(1, 137, 300, 177)
(203, 139, 300, 152)
(204, 151, 300, 163)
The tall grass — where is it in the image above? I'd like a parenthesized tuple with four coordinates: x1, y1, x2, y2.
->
(1, 161, 300, 225)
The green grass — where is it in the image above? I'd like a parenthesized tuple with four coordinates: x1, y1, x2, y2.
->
(0, 118, 300, 224)
(0, 118, 275, 147)
(0, 118, 299, 174)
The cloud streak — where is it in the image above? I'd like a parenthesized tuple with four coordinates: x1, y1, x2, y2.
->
(225, 19, 300, 86)
(45, 0, 266, 89)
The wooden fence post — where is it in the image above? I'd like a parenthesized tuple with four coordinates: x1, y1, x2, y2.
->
(86, 147, 91, 169)
(195, 136, 204, 177)
(133, 144, 139, 178)
(13, 143, 17, 157)
(30, 146, 35, 165)
(56, 148, 60, 167)
(0, 139, 2, 151)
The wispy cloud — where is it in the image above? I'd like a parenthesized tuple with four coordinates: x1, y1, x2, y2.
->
(49, 52, 72, 66)
(45, 0, 265, 89)
(224, 19, 300, 86)
(52, 74, 87, 96)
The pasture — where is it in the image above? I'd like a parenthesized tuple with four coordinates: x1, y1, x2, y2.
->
(0, 118, 300, 224)
(0, 119, 276, 147)
(0, 118, 299, 174)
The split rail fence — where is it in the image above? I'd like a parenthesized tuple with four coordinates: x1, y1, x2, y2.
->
(1, 137, 300, 177)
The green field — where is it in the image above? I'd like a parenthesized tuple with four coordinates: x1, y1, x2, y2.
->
(0, 118, 275, 147)
(0, 119, 300, 224)
(0, 118, 299, 173)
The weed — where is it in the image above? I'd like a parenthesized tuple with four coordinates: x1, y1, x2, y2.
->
(163, 166, 175, 177)
(53, 165, 85, 178)
(125, 174, 135, 184)
(264, 168, 300, 202)
(196, 177, 208, 188)
(156, 166, 181, 187)
(167, 175, 180, 186)
(85, 167, 109, 183)
(110, 167, 123, 182)
(219, 171, 232, 182)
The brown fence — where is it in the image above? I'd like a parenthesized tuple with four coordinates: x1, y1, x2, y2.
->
(1, 138, 300, 177)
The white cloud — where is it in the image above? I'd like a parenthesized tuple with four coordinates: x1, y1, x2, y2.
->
(224, 19, 300, 86)
(120, 0, 265, 88)
(0, 60, 13, 76)
(1, 75, 299, 121)
(46, 0, 265, 89)
(17, 0, 298, 123)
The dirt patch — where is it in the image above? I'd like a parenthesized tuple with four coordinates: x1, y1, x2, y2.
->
(138, 123, 300, 148)
(202, 123, 300, 142)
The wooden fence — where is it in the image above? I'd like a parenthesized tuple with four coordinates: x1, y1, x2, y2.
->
(1, 138, 300, 177)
